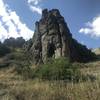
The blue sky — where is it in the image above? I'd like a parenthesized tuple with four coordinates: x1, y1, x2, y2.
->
(0, 0, 100, 48)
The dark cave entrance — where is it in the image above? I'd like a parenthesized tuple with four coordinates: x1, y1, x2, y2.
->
(47, 43, 55, 58)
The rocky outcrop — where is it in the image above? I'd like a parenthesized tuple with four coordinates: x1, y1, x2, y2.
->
(92, 48, 100, 55)
(26, 9, 95, 64)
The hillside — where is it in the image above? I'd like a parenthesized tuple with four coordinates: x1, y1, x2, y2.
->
(0, 54, 100, 100)
(0, 41, 99, 100)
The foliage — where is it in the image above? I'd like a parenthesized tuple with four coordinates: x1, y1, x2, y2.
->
(33, 58, 87, 82)
(15, 57, 96, 82)
(3, 37, 25, 48)
(0, 43, 10, 57)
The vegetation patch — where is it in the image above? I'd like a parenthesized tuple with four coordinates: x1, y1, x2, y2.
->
(15, 57, 96, 82)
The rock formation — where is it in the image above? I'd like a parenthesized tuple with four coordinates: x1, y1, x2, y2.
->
(26, 9, 95, 64)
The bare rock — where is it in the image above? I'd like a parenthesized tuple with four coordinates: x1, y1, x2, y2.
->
(28, 9, 96, 64)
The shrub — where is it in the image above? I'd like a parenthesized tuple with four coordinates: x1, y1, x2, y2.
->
(15, 57, 96, 82)
(34, 58, 84, 82)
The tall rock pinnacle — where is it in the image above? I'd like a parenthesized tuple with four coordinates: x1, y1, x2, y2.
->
(27, 9, 95, 64)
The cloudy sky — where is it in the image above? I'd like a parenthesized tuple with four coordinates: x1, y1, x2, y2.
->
(0, 0, 100, 48)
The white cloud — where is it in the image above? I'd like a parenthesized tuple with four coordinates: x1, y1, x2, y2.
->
(29, 6, 42, 14)
(28, 0, 41, 5)
(79, 16, 100, 38)
(0, 0, 34, 42)
(27, 0, 42, 15)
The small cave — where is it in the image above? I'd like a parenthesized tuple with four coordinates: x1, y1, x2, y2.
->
(47, 43, 55, 58)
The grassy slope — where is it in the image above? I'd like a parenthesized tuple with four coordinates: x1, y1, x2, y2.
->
(0, 50, 100, 100)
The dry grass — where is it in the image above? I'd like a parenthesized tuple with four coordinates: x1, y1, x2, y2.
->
(0, 60, 100, 100)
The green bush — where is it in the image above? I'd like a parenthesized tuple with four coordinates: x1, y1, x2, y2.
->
(34, 58, 84, 82)
(15, 57, 96, 82)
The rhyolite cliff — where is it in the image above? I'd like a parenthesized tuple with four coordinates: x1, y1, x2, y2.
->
(24, 9, 95, 64)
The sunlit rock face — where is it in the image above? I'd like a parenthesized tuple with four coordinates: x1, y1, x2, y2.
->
(27, 9, 95, 64)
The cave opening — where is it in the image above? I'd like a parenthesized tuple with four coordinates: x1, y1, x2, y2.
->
(47, 43, 55, 58)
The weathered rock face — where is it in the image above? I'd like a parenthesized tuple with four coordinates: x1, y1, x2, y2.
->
(27, 9, 95, 64)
